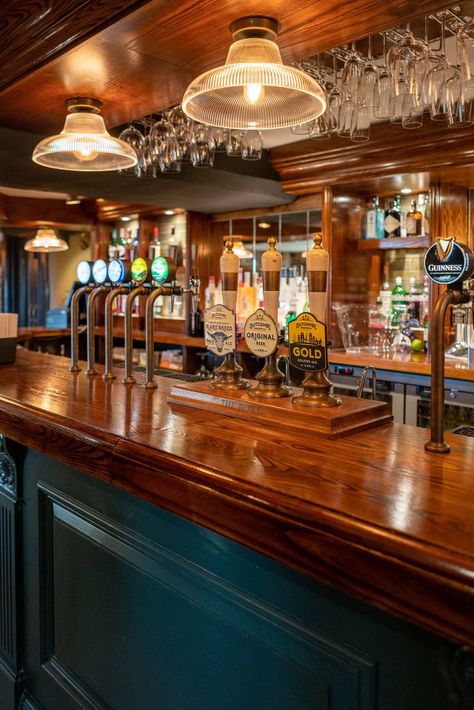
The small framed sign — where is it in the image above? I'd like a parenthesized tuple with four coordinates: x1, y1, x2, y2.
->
(288, 312, 327, 372)
(204, 304, 236, 356)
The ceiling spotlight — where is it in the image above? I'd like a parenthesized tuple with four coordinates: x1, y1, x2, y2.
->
(120, 216, 131, 222)
(65, 196, 81, 205)
(24, 226, 68, 253)
(182, 16, 326, 129)
(164, 210, 175, 216)
(258, 221, 271, 229)
(32, 98, 138, 172)
(400, 187, 412, 194)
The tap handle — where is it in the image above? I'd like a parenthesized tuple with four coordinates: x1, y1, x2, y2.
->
(221, 240, 239, 311)
(262, 237, 281, 327)
(306, 232, 329, 324)
(169, 293, 175, 315)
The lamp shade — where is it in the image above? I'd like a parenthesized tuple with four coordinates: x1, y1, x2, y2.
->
(182, 17, 326, 129)
(32, 98, 138, 172)
(24, 227, 69, 253)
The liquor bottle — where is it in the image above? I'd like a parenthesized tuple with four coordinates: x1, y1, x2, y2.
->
(391, 276, 407, 326)
(406, 199, 422, 236)
(407, 276, 420, 325)
(379, 265, 392, 317)
(384, 200, 401, 238)
(365, 196, 384, 239)
(420, 194, 430, 236)
(205, 275, 217, 309)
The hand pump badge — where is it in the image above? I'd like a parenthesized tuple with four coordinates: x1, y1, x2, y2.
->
(424, 237, 473, 285)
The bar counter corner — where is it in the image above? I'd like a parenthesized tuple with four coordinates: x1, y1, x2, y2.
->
(0, 350, 473, 710)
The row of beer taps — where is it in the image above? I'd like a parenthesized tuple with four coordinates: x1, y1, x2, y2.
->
(69, 255, 199, 388)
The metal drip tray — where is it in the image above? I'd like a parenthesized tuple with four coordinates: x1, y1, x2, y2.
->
(450, 426, 474, 437)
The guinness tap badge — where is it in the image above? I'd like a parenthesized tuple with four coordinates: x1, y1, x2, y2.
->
(424, 236, 474, 285)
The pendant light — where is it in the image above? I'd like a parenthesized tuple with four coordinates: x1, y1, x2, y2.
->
(182, 17, 326, 129)
(32, 98, 138, 171)
(24, 227, 69, 253)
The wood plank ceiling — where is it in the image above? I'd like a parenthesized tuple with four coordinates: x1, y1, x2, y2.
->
(0, 0, 457, 135)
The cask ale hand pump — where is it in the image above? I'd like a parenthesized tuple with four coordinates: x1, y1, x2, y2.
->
(247, 237, 291, 398)
(208, 240, 250, 391)
(292, 233, 341, 408)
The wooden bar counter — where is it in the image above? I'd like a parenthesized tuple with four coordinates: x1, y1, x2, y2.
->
(0, 350, 473, 710)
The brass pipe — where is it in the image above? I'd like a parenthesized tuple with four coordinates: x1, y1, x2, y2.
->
(425, 287, 466, 454)
(85, 285, 110, 376)
(144, 286, 174, 389)
(103, 286, 129, 381)
(69, 285, 93, 372)
(122, 285, 148, 385)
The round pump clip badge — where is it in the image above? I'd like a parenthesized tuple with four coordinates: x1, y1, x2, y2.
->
(76, 260, 92, 285)
(151, 256, 175, 284)
(130, 257, 149, 284)
(92, 258, 108, 284)
(424, 237, 474, 285)
(108, 259, 125, 284)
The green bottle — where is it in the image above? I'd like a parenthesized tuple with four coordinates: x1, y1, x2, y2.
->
(391, 276, 407, 326)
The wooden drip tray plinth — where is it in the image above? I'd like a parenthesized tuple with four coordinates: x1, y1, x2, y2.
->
(168, 381, 393, 439)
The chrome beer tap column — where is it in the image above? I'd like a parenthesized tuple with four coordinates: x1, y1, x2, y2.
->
(423, 237, 474, 453)
(247, 237, 291, 399)
(122, 257, 151, 385)
(144, 256, 178, 389)
(292, 233, 341, 408)
(210, 240, 250, 390)
(103, 259, 132, 381)
(85, 259, 112, 376)
(69, 260, 94, 373)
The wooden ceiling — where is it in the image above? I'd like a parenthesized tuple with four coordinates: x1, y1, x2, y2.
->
(0, 0, 457, 135)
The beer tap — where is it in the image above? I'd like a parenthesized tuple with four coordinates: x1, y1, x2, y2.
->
(210, 240, 250, 390)
(85, 259, 112, 376)
(293, 233, 341, 408)
(69, 260, 94, 373)
(424, 237, 474, 453)
(122, 257, 151, 385)
(102, 259, 132, 381)
(143, 256, 179, 389)
(248, 237, 291, 399)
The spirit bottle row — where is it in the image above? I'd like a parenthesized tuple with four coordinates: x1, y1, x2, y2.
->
(363, 194, 429, 239)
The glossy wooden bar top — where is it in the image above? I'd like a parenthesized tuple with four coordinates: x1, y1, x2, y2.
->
(329, 349, 474, 382)
(0, 350, 473, 645)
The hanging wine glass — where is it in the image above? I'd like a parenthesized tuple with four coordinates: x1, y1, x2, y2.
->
(212, 127, 229, 152)
(401, 92, 424, 128)
(241, 130, 264, 159)
(139, 133, 157, 178)
(290, 122, 314, 136)
(158, 136, 181, 173)
(118, 125, 144, 175)
(175, 123, 194, 162)
(191, 140, 215, 167)
(445, 67, 472, 128)
(309, 112, 331, 140)
(226, 129, 243, 156)
(426, 19, 453, 121)
(457, 17, 474, 87)
(387, 26, 427, 99)
(150, 116, 175, 155)
(358, 37, 378, 109)
(168, 105, 191, 129)
(327, 54, 342, 132)
(351, 106, 370, 141)
(341, 45, 363, 101)
(373, 34, 391, 119)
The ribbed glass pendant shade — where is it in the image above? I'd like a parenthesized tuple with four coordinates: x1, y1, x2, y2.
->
(24, 227, 69, 253)
(32, 98, 138, 172)
(182, 19, 326, 129)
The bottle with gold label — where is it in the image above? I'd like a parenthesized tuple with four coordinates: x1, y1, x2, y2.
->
(406, 199, 422, 236)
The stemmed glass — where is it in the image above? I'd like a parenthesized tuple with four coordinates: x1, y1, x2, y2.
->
(338, 47, 362, 137)
(358, 37, 378, 110)
(118, 125, 145, 175)
(373, 36, 391, 119)
(327, 55, 342, 133)
(241, 130, 264, 158)
(426, 19, 453, 121)
(226, 130, 243, 156)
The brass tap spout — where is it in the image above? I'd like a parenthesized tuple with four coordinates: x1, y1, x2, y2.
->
(425, 286, 469, 454)
(121, 285, 149, 385)
(85, 285, 110, 376)
(69, 285, 93, 372)
(103, 286, 129, 381)
(143, 285, 177, 389)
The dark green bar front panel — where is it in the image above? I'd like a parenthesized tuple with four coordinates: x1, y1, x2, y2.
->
(0, 444, 471, 710)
